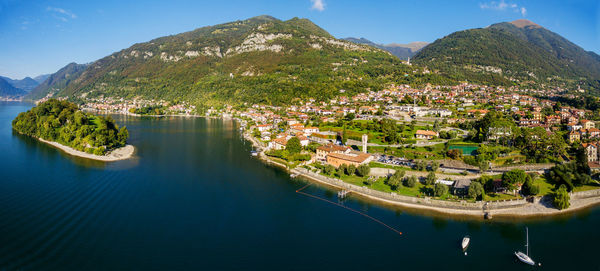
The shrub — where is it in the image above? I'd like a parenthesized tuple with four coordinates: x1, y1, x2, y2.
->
(434, 183, 449, 197)
(323, 165, 335, 175)
(93, 147, 106, 156)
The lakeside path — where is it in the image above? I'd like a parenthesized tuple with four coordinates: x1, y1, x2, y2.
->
(38, 138, 135, 162)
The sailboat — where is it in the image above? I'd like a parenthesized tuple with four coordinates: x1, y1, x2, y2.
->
(514, 227, 535, 266)
(461, 235, 470, 255)
(461, 236, 470, 251)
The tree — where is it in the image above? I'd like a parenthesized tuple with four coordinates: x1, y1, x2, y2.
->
(323, 165, 335, 175)
(553, 184, 570, 210)
(387, 174, 402, 190)
(380, 119, 399, 143)
(286, 137, 302, 154)
(502, 169, 528, 191)
(404, 176, 417, 187)
(478, 159, 489, 172)
(357, 164, 370, 177)
(117, 127, 129, 147)
(425, 171, 436, 185)
(468, 182, 484, 200)
(346, 164, 356, 175)
(433, 120, 441, 132)
(344, 113, 356, 121)
(521, 178, 540, 196)
(337, 166, 346, 177)
(546, 161, 592, 191)
(415, 160, 427, 171)
(430, 161, 440, 172)
(446, 149, 462, 159)
(434, 183, 449, 197)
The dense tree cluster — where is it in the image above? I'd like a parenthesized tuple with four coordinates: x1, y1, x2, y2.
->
(546, 152, 592, 191)
(12, 99, 129, 155)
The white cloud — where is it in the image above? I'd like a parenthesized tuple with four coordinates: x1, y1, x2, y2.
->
(310, 0, 325, 11)
(46, 6, 77, 22)
(479, 1, 527, 16)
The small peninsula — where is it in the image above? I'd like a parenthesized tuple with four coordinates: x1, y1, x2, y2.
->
(12, 99, 133, 161)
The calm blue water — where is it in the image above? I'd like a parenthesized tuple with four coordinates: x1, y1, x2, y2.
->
(0, 101, 598, 270)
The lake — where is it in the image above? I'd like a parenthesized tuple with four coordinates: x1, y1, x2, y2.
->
(0, 101, 598, 270)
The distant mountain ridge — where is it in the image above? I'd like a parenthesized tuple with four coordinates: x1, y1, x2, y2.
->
(343, 37, 428, 60)
(33, 74, 51, 84)
(0, 76, 39, 92)
(0, 77, 27, 98)
(26, 63, 88, 100)
(413, 19, 600, 92)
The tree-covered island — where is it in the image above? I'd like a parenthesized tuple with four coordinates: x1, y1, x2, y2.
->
(12, 99, 129, 156)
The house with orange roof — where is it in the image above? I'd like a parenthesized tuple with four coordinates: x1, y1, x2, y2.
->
(415, 130, 439, 140)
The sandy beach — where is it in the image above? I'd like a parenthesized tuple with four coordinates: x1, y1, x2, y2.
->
(38, 138, 135, 162)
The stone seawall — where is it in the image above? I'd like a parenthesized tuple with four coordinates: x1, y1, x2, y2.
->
(292, 167, 530, 214)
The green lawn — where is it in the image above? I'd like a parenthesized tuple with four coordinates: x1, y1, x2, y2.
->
(573, 184, 600, 192)
(483, 192, 521, 201)
(533, 177, 555, 196)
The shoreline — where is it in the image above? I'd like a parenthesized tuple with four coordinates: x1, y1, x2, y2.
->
(37, 137, 135, 162)
(240, 128, 600, 220)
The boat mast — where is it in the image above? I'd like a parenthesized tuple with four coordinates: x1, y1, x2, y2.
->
(526, 227, 529, 256)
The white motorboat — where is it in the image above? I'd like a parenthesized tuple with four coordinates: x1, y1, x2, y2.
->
(461, 236, 470, 251)
(514, 227, 535, 266)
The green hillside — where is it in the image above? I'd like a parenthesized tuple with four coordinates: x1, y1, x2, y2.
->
(53, 16, 442, 106)
(413, 20, 600, 92)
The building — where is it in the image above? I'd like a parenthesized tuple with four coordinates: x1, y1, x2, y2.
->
(326, 151, 373, 167)
(569, 131, 581, 143)
(582, 120, 596, 130)
(582, 143, 599, 162)
(316, 143, 351, 161)
(257, 124, 272, 132)
(270, 137, 287, 150)
(415, 130, 438, 140)
(452, 179, 471, 195)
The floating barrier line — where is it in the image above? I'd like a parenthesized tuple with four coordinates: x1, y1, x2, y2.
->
(295, 183, 402, 236)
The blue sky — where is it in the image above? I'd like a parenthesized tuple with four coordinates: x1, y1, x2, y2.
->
(0, 0, 598, 79)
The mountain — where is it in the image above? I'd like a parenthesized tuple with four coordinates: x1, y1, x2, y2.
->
(0, 77, 27, 98)
(0, 76, 39, 92)
(33, 74, 51, 84)
(413, 19, 600, 92)
(26, 63, 88, 100)
(344, 38, 428, 60)
(51, 16, 431, 106)
(490, 20, 600, 79)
